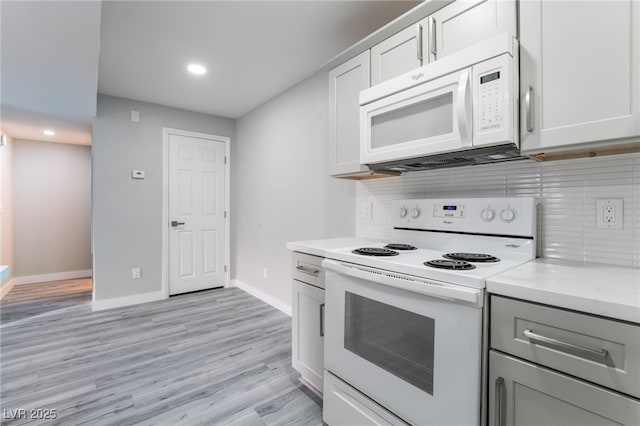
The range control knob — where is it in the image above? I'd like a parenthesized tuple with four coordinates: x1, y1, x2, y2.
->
(481, 208, 496, 222)
(411, 208, 421, 219)
(500, 208, 517, 223)
(399, 207, 408, 218)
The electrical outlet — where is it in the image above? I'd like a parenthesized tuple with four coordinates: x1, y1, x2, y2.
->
(363, 201, 373, 222)
(596, 199, 623, 229)
(604, 205, 615, 223)
(132, 267, 141, 279)
(263, 268, 268, 279)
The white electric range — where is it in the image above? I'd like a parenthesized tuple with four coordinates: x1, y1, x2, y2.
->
(321, 197, 537, 426)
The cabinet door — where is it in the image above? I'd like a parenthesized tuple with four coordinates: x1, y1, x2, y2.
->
(489, 351, 640, 426)
(292, 279, 325, 393)
(520, 0, 640, 154)
(370, 18, 429, 86)
(431, 0, 516, 62)
(329, 51, 370, 176)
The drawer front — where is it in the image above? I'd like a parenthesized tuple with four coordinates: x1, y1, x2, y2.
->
(323, 371, 407, 426)
(491, 296, 640, 398)
(292, 252, 324, 289)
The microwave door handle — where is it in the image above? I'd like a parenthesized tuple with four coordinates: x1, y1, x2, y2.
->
(525, 85, 534, 132)
(456, 69, 472, 146)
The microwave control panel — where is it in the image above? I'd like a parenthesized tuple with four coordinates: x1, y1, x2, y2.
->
(472, 51, 516, 146)
(478, 70, 504, 132)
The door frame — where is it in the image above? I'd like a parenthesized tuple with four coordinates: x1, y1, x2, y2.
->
(162, 127, 230, 299)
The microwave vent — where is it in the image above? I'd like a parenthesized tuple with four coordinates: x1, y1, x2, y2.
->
(370, 144, 528, 173)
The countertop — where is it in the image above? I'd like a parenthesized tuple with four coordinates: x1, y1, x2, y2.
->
(487, 258, 640, 324)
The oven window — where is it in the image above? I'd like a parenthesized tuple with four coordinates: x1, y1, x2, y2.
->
(371, 92, 453, 149)
(344, 292, 435, 395)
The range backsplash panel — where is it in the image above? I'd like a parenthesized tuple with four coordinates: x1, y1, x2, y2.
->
(356, 152, 640, 268)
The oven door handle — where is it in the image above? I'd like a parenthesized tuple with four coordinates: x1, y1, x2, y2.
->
(322, 259, 482, 307)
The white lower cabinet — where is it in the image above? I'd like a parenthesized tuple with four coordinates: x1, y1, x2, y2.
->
(292, 278, 324, 394)
(489, 351, 640, 426)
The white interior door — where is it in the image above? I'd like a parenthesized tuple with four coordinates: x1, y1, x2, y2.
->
(169, 133, 226, 295)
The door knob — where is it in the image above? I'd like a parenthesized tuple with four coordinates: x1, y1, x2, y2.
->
(171, 221, 185, 227)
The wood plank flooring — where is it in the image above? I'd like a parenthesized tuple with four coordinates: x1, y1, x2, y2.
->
(1, 279, 93, 324)
(0, 284, 322, 425)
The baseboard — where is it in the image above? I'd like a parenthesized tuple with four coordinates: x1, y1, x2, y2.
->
(92, 290, 165, 311)
(12, 269, 93, 286)
(0, 278, 15, 300)
(230, 279, 292, 317)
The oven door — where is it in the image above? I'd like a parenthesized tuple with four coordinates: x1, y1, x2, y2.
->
(360, 67, 472, 165)
(323, 259, 483, 426)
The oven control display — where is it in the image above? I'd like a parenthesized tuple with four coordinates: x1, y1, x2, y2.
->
(433, 204, 465, 218)
(479, 70, 504, 132)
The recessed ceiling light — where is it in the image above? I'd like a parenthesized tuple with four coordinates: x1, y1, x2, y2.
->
(187, 63, 207, 75)
(43, 129, 55, 136)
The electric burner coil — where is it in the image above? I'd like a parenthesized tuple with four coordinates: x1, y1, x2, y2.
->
(443, 253, 500, 262)
(352, 247, 399, 257)
(424, 259, 476, 270)
(384, 243, 417, 251)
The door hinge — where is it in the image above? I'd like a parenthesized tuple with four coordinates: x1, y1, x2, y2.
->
(224, 210, 227, 219)
(224, 156, 227, 164)
(224, 265, 228, 273)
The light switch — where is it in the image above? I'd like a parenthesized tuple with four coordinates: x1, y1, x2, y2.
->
(131, 110, 140, 122)
(132, 170, 145, 179)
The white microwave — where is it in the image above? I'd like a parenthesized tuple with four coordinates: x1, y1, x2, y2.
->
(360, 33, 519, 168)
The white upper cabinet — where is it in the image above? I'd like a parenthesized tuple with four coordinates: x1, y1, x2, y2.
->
(370, 0, 516, 86)
(329, 0, 520, 177)
(370, 17, 429, 86)
(431, 0, 516, 62)
(520, 0, 640, 154)
(329, 51, 371, 176)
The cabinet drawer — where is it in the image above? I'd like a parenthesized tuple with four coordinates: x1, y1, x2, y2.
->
(323, 371, 407, 426)
(292, 252, 325, 289)
(491, 296, 640, 398)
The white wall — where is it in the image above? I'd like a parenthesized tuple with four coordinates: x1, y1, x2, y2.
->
(356, 153, 640, 268)
(0, 130, 14, 291)
(92, 95, 235, 303)
(235, 71, 355, 310)
(13, 140, 92, 277)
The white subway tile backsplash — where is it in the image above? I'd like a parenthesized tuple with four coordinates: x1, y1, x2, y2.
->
(356, 152, 640, 268)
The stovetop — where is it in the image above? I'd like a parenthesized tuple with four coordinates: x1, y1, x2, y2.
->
(319, 198, 538, 289)
(325, 242, 533, 289)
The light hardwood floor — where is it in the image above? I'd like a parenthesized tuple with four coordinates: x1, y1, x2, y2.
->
(0, 281, 322, 425)
(1, 279, 93, 323)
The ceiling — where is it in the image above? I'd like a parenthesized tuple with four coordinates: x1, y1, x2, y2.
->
(1, 1, 419, 145)
(0, 1, 102, 145)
